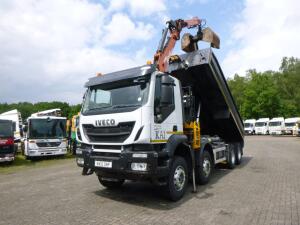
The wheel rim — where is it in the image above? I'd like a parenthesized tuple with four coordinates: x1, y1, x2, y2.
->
(202, 157, 211, 177)
(173, 165, 186, 191)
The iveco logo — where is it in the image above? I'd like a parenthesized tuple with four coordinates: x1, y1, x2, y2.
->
(95, 119, 116, 127)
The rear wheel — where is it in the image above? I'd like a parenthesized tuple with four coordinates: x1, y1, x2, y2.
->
(235, 143, 242, 165)
(196, 150, 213, 185)
(227, 144, 236, 169)
(165, 156, 188, 201)
(98, 176, 124, 188)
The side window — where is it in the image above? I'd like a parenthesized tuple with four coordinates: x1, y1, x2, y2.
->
(154, 75, 175, 123)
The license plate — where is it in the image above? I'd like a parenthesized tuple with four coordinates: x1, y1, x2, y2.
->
(95, 160, 112, 168)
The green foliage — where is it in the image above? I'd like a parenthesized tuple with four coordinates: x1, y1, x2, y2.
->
(0, 102, 81, 121)
(228, 57, 300, 119)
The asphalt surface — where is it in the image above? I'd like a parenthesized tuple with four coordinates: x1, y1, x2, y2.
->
(0, 136, 300, 225)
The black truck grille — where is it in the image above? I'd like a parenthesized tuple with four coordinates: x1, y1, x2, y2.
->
(82, 122, 135, 143)
(36, 142, 61, 147)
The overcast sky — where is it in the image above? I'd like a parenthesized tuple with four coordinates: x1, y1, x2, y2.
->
(0, 0, 299, 104)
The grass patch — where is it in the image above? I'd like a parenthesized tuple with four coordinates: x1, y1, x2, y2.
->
(0, 153, 75, 174)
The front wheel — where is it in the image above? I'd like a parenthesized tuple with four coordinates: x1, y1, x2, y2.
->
(98, 177, 125, 188)
(165, 156, 188, 201)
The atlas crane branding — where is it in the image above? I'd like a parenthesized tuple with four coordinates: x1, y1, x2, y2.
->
(94, 119, 116, 127)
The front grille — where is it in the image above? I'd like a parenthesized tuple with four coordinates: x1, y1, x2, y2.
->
(82, 122, 135, 143)
(36, 142, 61, 147)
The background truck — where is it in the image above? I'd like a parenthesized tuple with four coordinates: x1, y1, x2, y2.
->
(77, 17, 244, 201)
(269, 117, 285, 135)
(0, 119, 15, 163)
(255, 118, 269, 135)
(23, 109, 67, 159)
(244, 119, 256, 135)
(0, 109, 23, 144)
(284, 117, 300, 135)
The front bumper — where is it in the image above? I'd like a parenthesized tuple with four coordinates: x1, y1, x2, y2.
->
(27, 148, 67, 157)
(80, 146, 170, 181)
(270, 131, 282, 135)
(0, 154, 15, 162)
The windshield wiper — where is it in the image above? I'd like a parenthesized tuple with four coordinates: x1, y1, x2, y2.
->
(112, 104, 141, 109)
(88, 106, 112, 111)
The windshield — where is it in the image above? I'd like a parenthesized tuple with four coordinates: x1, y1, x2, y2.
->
(82, 76, 150, 115)
(244, 123, 253, 128)
(285, 122, 295, 127)
(255, 122, 266, 127)
(29, 119, 66, 139)
(0, 121, 13, 138)
(269, 121, 282, 126)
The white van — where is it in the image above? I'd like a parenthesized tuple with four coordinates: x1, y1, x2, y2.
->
(255, 118, 269, 135)
(244, 119, 256, 135)
(269, 117, 285, 135)
(284, 117, 300, 135)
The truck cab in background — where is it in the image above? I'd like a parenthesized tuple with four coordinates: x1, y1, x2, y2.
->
(254, 118, 269, 135)
(269, 117, 285, 135)
(244, 119, 256, 135)
(23, 109, 67, 159)
(0, 109, 23, 149)
(284, 117, 300, 135)
(0, 119, 15, 163)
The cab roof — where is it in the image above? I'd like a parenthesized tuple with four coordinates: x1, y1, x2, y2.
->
(85, 65, 155, 87)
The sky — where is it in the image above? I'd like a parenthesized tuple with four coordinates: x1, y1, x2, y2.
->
(0, 0, 299, 104)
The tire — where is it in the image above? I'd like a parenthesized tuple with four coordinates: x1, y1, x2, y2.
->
(98, 176, 124, 188)
(234, 143, 242, 165)
(196, 150, 213, 185)
(227, 144, 236, 169)
(165, 156, 188, 201)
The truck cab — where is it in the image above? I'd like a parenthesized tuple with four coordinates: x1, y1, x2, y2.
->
(284, 117, 300, 135)
(269, 117, 285, 135)
(0, 119, 15, 163)
(255, 118, 269, 135)
(77, 48, 244, 201)
(23, 109, 67, 159)
(244, 119, 256, 135)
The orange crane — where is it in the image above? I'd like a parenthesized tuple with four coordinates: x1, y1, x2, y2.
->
(153, 17, 220, 73)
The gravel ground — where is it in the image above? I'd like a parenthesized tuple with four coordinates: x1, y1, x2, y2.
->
(0, 136, 299, 225)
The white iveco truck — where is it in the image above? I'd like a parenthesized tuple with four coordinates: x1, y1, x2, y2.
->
(23, 109, 67, 159)
(254, 118, 269, 135)
(284, 117, 300, 135)
(244, 119, 256, 135)
(269, 117, 285, 135)
(76, 17, 244, 201)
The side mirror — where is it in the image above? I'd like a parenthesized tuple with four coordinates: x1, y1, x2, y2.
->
(23, 125, 28, 133)
(161, 85, 173, 105)
(160, 75, 174, 106)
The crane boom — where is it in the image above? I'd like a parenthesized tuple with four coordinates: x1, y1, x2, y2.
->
(153, 17, 220, 73)
(153, 17, 201, 73)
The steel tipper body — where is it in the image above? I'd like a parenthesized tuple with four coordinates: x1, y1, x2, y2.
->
(77, 48, 244, 201)
(24, 110, 67, 158)
(0, 119, 15, 162)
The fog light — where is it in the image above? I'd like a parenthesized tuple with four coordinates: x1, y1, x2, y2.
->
(77, 158, 84, 165)
(132, 153, 147, 158)
(131, 163, 147, 171)
(76, 149, 82, 154)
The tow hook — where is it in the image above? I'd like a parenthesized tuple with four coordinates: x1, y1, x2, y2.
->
(82, 167, 94, 176)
